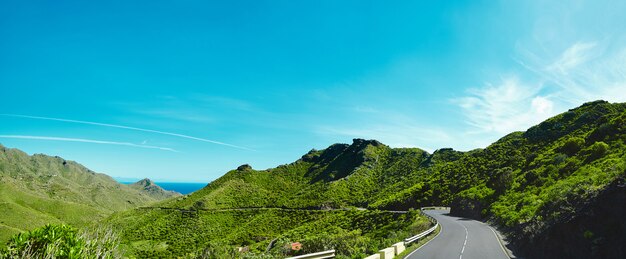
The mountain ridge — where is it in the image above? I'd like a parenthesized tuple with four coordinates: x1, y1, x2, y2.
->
(0, 145, 177, 241)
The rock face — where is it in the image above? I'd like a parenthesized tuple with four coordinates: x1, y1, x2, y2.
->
(129, 178, 180, 200)
(237, 164, 252, 171)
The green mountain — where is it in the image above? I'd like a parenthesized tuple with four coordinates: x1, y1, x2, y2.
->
(129, 178, 181, 200)
(106, 139, 436, 258)
(153, 138, 461, 212)
(0, 145, 173, 242)
(108, 100, 625, 258)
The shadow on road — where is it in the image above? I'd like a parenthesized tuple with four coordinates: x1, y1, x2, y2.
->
(441, 212, 473, 221)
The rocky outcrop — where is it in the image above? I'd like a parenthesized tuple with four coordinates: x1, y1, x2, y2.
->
(237, 164, 252, 171)
(129, 178, 180, 200)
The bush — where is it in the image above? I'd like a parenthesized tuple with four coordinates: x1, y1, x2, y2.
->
(451, 184, 495, 219)
(197, 241, 239, 259)
(583, 141, 609, 162)
(561, 137, 585, 156)
(587, 123, 617, 142)
(0, 224, 121, 259)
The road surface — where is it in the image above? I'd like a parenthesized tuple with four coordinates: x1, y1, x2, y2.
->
(406, 209, 509, 259)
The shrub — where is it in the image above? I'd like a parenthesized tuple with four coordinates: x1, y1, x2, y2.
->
(451, 184, 495, 219)
(561, 137, 585, 156)
(0, 224, 121, 259)
(197, 241, 238, 259)
(587, 123, 617, 142)
(583, 141, 609, 162)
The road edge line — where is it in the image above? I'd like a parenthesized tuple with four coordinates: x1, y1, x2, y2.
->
(488, 225, 512, 259)
(403, 223, 442, 259)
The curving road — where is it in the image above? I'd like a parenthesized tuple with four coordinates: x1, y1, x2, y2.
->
(406, 209, 509, 259)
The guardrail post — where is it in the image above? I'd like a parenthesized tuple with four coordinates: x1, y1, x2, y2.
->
(392, 242, 405, 255)
(363, 254, 380, 259)
(378, 247, 395, 259)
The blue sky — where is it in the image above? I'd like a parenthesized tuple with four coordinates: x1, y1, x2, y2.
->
(1, 0, 626, 182)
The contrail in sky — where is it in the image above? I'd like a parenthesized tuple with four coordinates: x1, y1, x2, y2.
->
(0, 135, 179, 152)
(0, 114, 254, 151)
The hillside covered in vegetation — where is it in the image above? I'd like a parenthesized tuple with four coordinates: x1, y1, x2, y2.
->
(109, 100, 625, 258)
(0, 145, 175, 242)
(445, 100, 626, 258)
(106, 138, 438, 257)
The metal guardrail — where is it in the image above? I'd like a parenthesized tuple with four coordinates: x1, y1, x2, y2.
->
(404, 223, 438, 244)
(404, 207, 441, 244)
(287, 207, 445, 258)
(286, 249, 335, 259)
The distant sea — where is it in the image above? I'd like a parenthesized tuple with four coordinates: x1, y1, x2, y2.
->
(120, 181, 207, 195)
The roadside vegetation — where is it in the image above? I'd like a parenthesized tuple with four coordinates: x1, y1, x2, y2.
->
(106, 208, 431, 258)
(395, 224, 441, 258)
(0, 224, 121, 259)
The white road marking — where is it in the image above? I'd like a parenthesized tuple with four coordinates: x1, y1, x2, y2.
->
(488, 225, 511, 259)
(459, 224, 468, 259)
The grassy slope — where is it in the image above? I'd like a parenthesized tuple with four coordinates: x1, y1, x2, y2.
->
(108, 140, 440, 257)
(0, 145, 168, 242)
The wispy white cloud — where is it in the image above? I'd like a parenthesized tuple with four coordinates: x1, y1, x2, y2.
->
(0, 135, 178, 152)
(135, 109, 216, 124)
(517, 40, 626, 103)
(456, 39, 626, 145)
(122, 95, 257, 124)
(541, 42, 626, 104)
(450, 0, 626, 149)
(547, 42, 599, 74)
(453, 77, 557, 135)
(0, 114, 255, 151)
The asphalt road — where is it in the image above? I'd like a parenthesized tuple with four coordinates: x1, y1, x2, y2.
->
(406, 209, 509, 259)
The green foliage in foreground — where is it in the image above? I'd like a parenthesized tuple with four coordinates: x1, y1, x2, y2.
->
(107, 209, 429, 258)
(0, 224, 121, 259)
